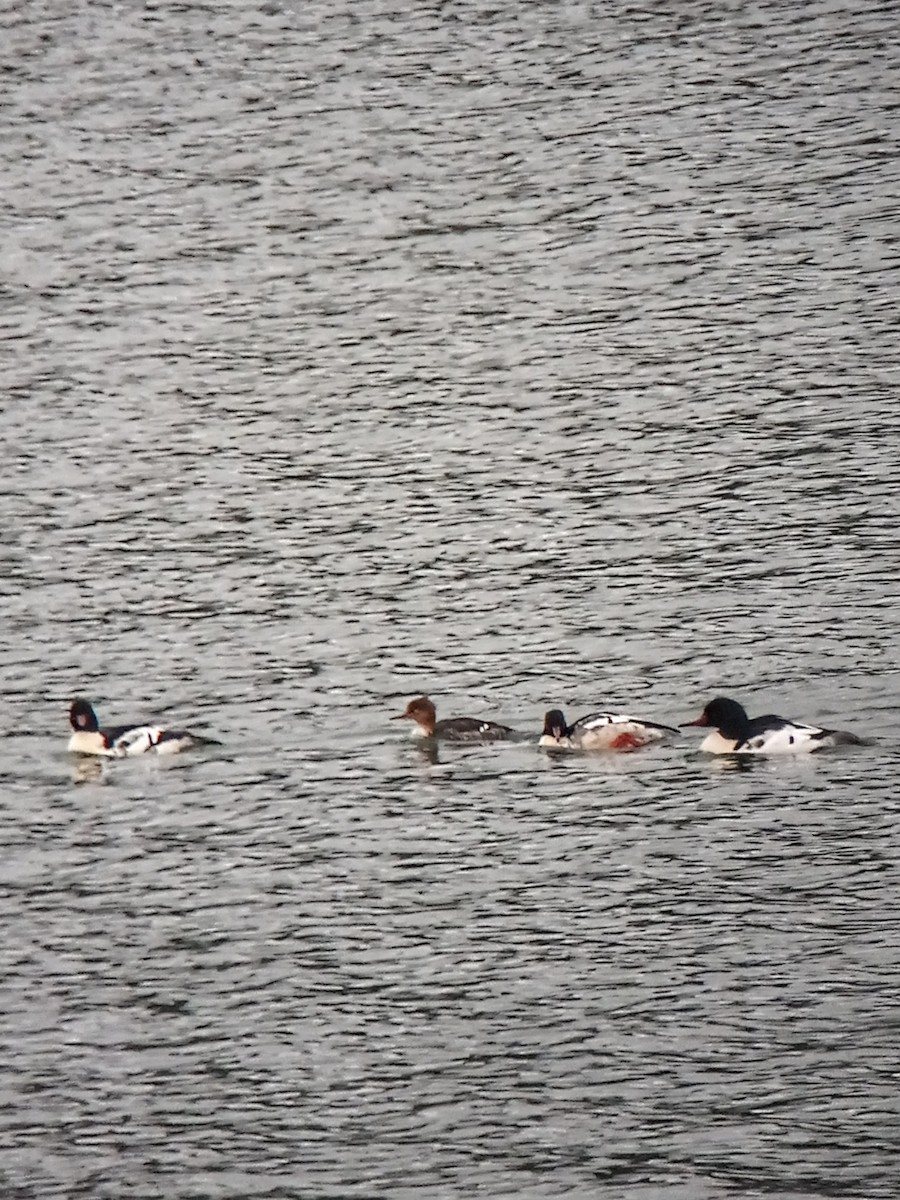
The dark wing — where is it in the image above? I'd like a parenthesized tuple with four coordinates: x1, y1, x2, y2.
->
(743, 713, 866, 751)
(109, 725, 163, 755)
(104, 722, 150, 740)
(573, 711, 679, 736)
(103, 722, 151, 749)
(155, 728, 193, 747)
(436, 717, 517, 742)
(634, 718, 681, 736)
(737, 714, 834, 754)
(157, 729, 222, 748)
(745, 712, 791, 736)
(570, 711, 621, 731)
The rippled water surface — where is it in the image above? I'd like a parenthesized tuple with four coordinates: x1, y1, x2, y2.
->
(3, 0, 900, 1196)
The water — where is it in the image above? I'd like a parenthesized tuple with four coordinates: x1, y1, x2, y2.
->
(2, 0, 900, 1195)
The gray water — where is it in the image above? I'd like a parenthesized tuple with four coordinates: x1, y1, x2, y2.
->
(3, 0, 900, 1196)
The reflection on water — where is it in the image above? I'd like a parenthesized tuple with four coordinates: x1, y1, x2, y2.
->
(69, 755, 108, 786)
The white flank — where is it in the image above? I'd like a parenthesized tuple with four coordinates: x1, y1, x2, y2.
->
(741, 724, 826, 754)
(154, 736, 191, 756)
(702, 723, 827, 755)
(112, 726, 164, 756)
(574, 713, 667, 751)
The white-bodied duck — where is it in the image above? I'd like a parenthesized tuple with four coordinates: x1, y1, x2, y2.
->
(682, 696, 864, 754)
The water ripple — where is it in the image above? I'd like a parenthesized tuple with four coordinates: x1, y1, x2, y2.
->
(2, 0, 900, 1196)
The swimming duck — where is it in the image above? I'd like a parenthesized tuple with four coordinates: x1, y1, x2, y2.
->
(68, 698, 218, 757)
(540, 707, 679, 751)
(682, 696, 864, 754)
(392, 695, 518, 742)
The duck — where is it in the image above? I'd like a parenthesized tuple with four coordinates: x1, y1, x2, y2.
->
(540, 707, 679, 751)
(392, 695, 518, 742)
(682, 696, 865, 754)
(68, 698, 219, 757)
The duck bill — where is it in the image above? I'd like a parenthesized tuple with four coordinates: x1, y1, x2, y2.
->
(391, 712, 410, 721)
(681, 714, 709, 727)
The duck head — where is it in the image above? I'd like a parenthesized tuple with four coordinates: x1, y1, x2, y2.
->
(541, 709, 571, 743)
(683, 697, 751, 740)
(392, 695, 437, 736)
(69, 698, 100, 733)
